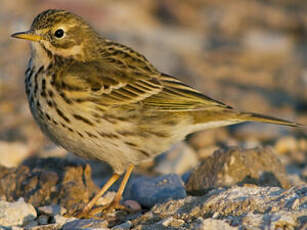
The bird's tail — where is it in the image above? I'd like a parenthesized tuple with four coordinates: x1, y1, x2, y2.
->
(191, 108, 301, 130)
(236, 111, 300, 127)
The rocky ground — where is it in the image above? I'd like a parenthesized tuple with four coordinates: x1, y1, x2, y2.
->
(0, 0, 306, 229)
(0, 148, 306, 229)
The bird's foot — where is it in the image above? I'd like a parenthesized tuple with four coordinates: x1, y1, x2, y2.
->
(71, 200, 130, 219)
(88, 200, 130, 216)
(67, 208, 95, 219)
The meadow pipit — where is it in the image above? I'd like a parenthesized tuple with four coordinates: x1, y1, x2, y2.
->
(11, 9, 300, 217)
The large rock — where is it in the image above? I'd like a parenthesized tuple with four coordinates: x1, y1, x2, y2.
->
(0, 157, 99, 215)
(186, 147, 291, 195)
(131, 185, 306, 229)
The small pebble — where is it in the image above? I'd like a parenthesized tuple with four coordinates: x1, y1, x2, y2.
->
(212, 212, 219, 219)
(123, 200, 142, 211)
(27, 224, 61, 230)
(96, 191, 116, 206)
(62, 218, 108, 230)
(10, 227, 24, 230)
(193, 218, 237, 230)
(111, 221, 132, 230)
(37, 215, 49, 225)
(24, 220, 38, 228)
(38, 205, 66, 216)
(54, 215, 76, 226)
(160, 217, 184, 227)
(291, 198, 300, 209)
(160, 217, 174, 227)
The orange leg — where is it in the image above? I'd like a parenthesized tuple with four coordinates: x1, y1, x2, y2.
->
(76, 173, 120, 218)
(112, 164, 134, 207)
(89, 164, 135, 215)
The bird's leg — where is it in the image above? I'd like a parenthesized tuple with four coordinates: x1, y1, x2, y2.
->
(76, 173, 120, 218)
(89, 164, 135, 215)
(110, 164, 134, 209)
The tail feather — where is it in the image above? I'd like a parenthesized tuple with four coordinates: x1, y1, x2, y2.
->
(237, 112, 301, 127)
(191, 108, 302, 129)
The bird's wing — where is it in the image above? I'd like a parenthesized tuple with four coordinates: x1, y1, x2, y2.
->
(59, 42, 229, 111)
(143, 73, 231, 111)
(60, 59, 163, 108)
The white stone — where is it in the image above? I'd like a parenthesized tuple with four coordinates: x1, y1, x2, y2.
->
(54, 215, 76, 226)
(194, 218, 238, 230)
(96, 191, 116, 206)
(0, 198, 37, 227)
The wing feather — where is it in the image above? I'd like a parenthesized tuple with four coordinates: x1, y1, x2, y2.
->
(58, 42, 230, 111)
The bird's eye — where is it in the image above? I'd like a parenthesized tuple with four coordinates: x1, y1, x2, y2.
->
(54, 29, 64, 38)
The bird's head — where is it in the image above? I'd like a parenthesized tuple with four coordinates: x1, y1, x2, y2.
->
(11, 9, 99, 61)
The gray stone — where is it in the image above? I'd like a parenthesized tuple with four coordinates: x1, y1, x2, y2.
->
(125, 174, 186, 208)
(0, 227, 24, 230)
(38, 205, 66, 216)
(24, 220, 38, 228)
(37, 215, 49, 225)
(62, 219, 108, 230)
(111, 221, 132, 230)
(154, 142, 198, 175)
(0, 198, 36, 227)
(53, 215, 77, 226)
(146, 185, 307, 229)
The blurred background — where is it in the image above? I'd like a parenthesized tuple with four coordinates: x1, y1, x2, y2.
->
(0, 0, 306, 178)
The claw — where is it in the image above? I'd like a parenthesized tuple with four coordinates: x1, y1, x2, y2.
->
(88, 201, 128, 216)
(69, 164, 135, 219)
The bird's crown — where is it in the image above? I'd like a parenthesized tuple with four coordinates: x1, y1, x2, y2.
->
(12, 9, 100, 60)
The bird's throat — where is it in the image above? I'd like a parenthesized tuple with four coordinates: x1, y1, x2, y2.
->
(31, 42, 53, 68)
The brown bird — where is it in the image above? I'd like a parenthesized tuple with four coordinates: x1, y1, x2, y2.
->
(11, 9, 299, 217)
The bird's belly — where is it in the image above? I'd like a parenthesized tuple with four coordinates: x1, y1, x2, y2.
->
(30, 102, 147, 173)
(27, 82, 192, 174)
(30, 102, 128, 163)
